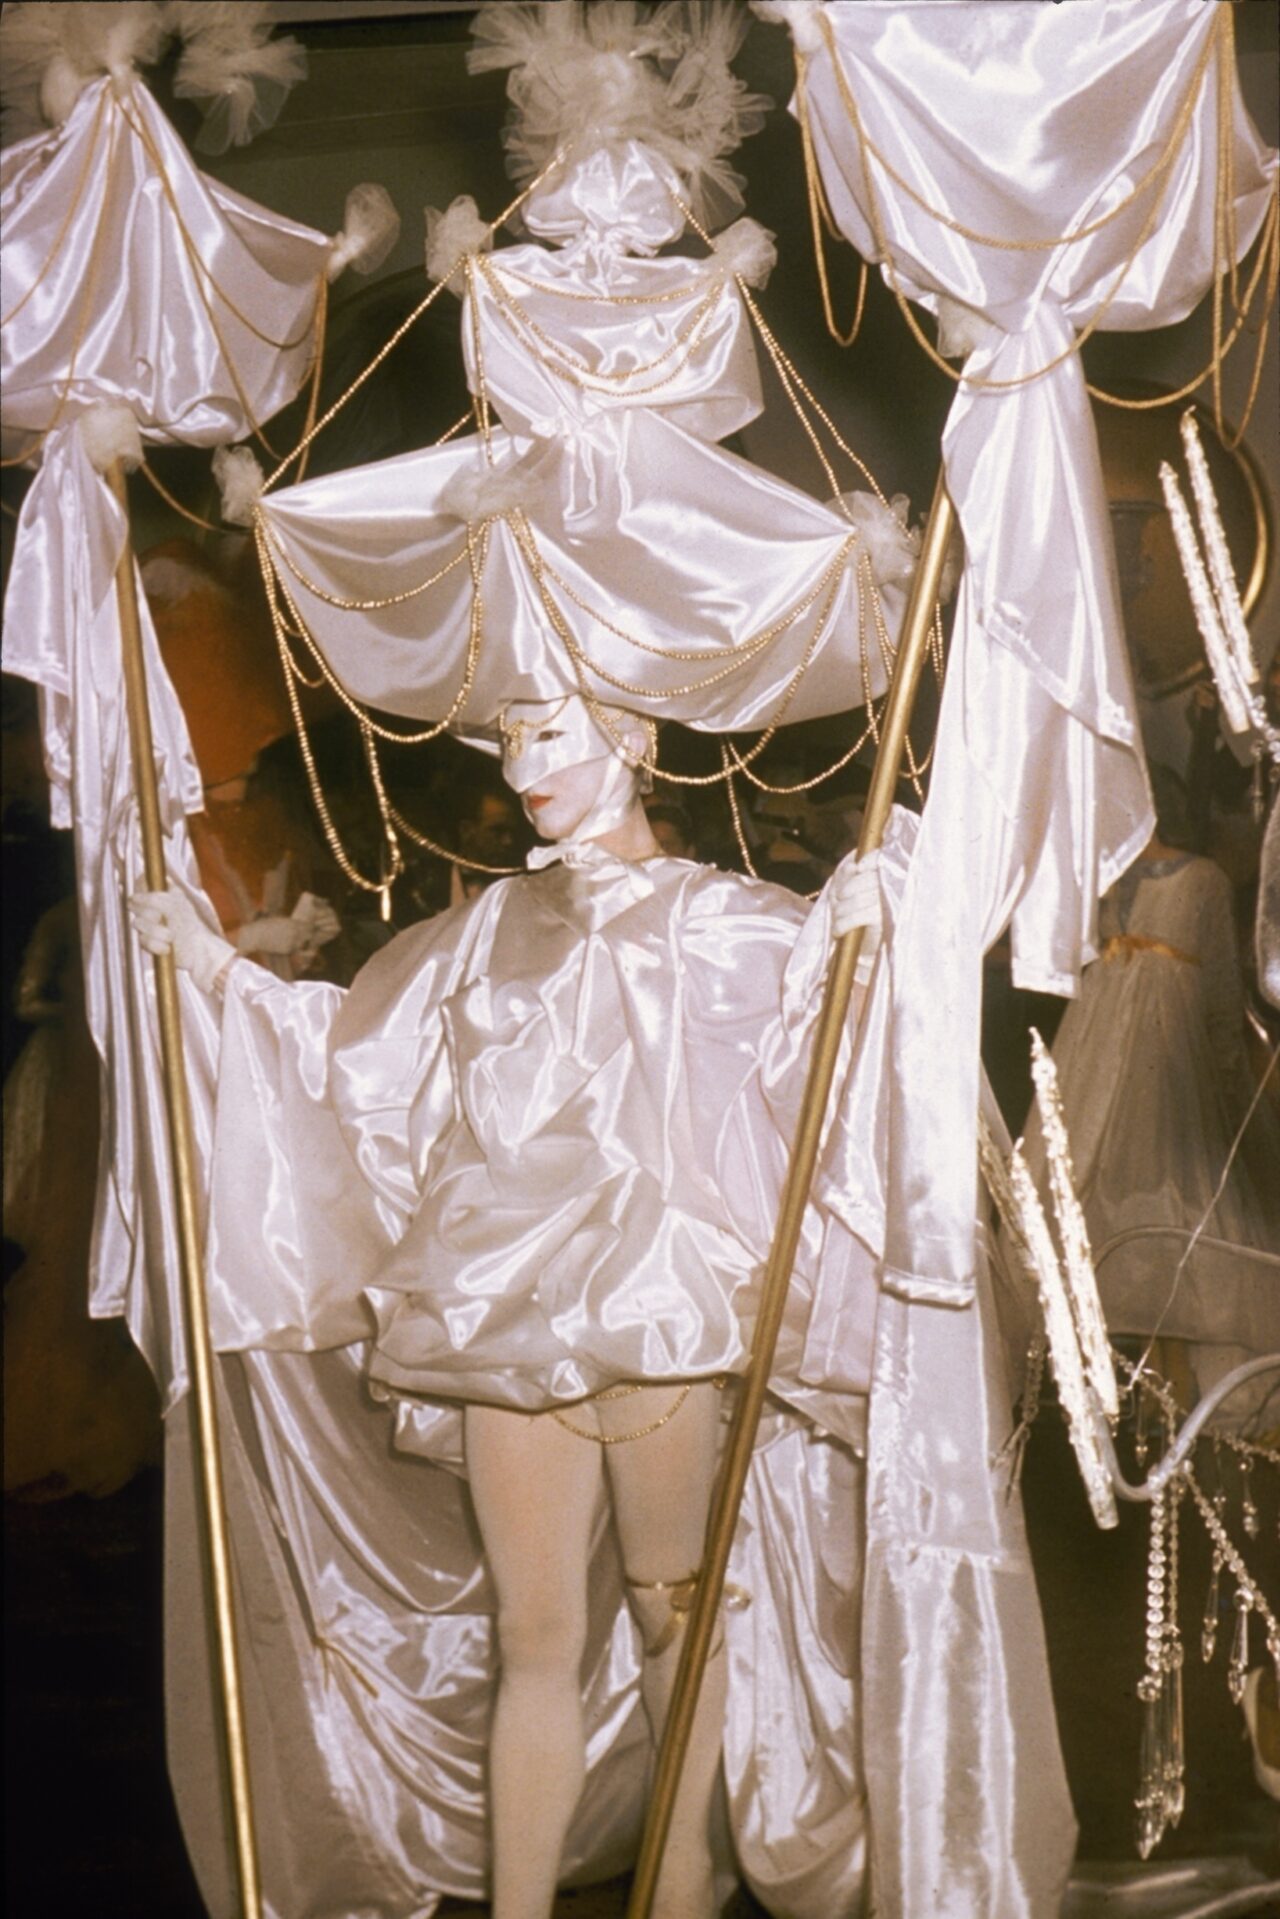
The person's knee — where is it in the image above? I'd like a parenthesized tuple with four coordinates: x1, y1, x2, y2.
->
(494, 1591, 588, 1681)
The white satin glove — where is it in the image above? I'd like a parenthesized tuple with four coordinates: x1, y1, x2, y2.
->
(130, 889, 236, 994)
(235, 893, 341, 960)
(830, 848, 883, 985)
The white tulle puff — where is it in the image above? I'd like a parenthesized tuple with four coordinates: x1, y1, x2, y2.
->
(467, 1, 770, 233)
(167, 0, 306, 155)
(213, 445, 266, 527)
(0, 1, 167, 141)
(0, 0, 305, 151)
(832, 491, 919, 591)
(78, 401, 144, 475)
(425, 196, 494, 290)
(711, 217, 776, 288)
(328, 183, 401, 282)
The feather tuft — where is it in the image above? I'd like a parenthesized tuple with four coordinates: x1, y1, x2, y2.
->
(327, 182, 400, 281)
(749, 2, 826, 57)
(833, 491, 920, 591)
(466, 1, 770, 234)
(425, 195, 493, 289)
(935, 294, 1000, 363)
(0, 1, 168, 142)
(78, 401, 144, 474)
(212, 444, 265, 527)
(438, 456, 541, 526)
(711, 217, 776, 288)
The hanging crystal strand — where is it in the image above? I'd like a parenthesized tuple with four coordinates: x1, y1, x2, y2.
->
(1239, 1455, 1259, 1539)
(1201, 1551, 1223, 1663)
(1136, 1490, 1169, 1860)
(1162, 1476, 1186, 1828)
(1133, 1377, 1150, 1471)
(1211, 1437, 1227, 1523)
(1268, 1624, 1280, 1697)
(1227, 1587, 1252, 1706)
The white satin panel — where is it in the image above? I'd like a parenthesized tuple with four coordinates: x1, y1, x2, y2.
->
(1, 423, 219, 1401)
(258, 142, 899, 733)
(0, 74, 332, 451)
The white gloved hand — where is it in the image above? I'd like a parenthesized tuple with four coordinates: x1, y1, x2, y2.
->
(830, 848, 883, 984)
(130, 889, 236, 994)
(235, 893, 342, 960)
(289, 893, 341, 954)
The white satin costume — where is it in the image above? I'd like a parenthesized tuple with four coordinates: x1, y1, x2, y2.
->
(196, 135, 1068, 1917)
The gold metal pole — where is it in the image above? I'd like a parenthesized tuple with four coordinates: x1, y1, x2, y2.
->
(626, 469, 957, 1918)
(108, 460, 264, 1919)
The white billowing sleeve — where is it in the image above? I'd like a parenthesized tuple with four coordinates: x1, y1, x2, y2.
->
(204, 893, 492, 1353)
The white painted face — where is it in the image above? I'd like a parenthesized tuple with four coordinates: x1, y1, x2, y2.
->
(517, 755, 612, 841)
(499, 697, 640, 844)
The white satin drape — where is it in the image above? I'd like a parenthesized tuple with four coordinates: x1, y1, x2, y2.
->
(257, 141, 902, 734)
(779, 3, 1278, 1913)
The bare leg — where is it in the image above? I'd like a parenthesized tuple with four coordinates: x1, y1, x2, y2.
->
(465, 1403, 602, 1919)
(603, 1381, 728, 1918)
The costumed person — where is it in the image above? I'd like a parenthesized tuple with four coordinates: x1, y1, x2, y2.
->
(3, 4, 1075, 1911)
(133, 688, 903, 1916)
(139, 538, 342, 980)
(1020, 762, 1280, 1435)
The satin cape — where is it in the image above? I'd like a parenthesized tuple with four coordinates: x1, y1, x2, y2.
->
(256, 140, 902, 734)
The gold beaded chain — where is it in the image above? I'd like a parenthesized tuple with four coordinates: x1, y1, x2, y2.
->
(527, 530, 858, 666)
(552, 1383, 693, 1445)
(263, 513, 472, 611)
(476, 251, 728, 396)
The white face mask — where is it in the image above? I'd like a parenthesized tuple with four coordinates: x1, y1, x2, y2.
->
(499, 697, 645, 845)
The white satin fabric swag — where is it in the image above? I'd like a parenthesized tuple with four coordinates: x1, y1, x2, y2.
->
(257, 141, 902, 733)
